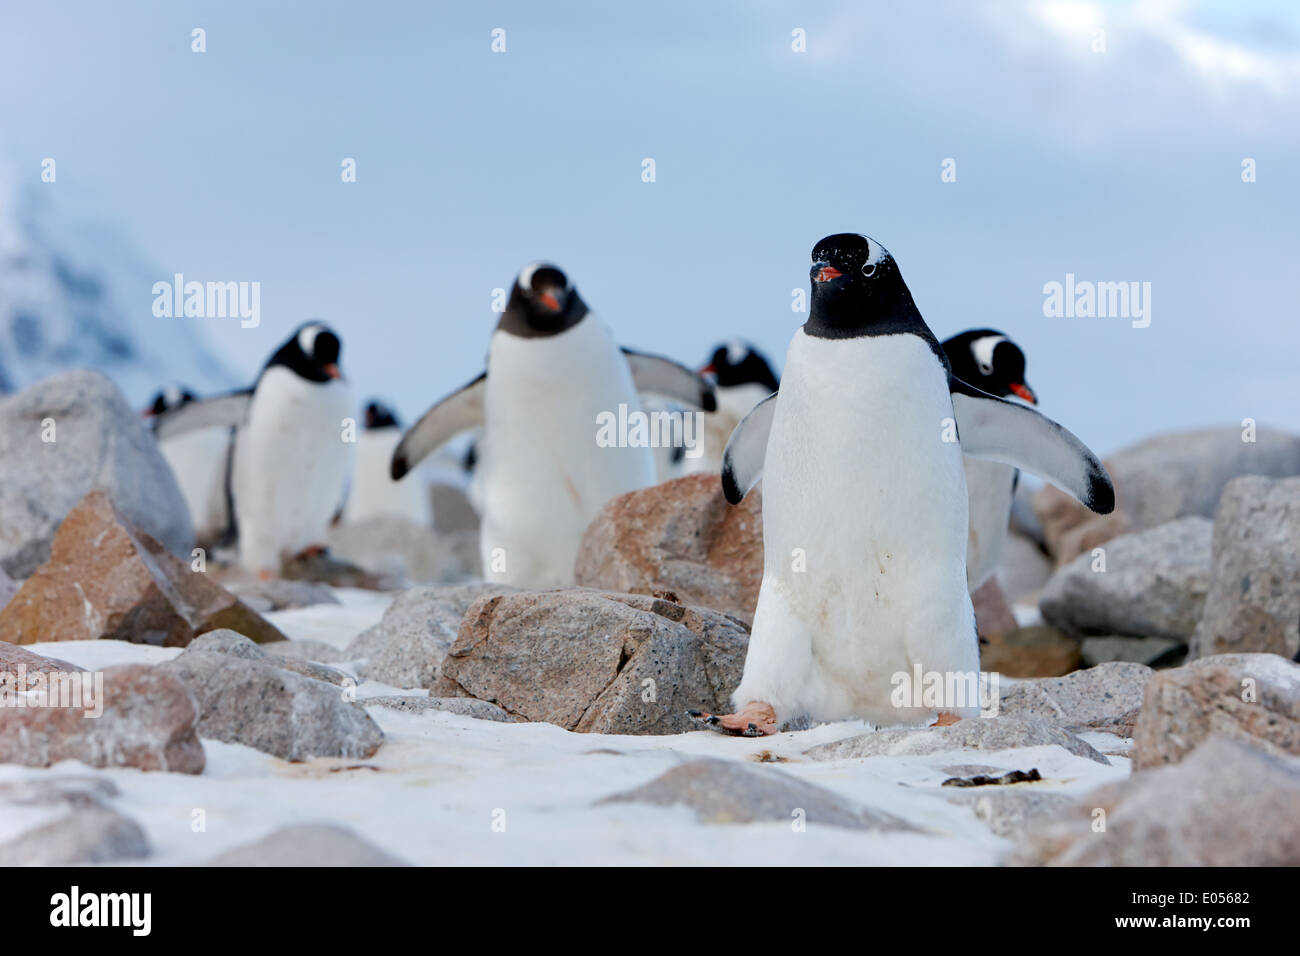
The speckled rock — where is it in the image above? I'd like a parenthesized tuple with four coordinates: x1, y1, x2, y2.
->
(1131, 653, 1300, 770)
(597, 758, 917, 831)
(804, 716, 1108, 765)
(0, 777, 150, 865)
(1011, 737, 1300, 866)
(185, 629, 349, 685)
(980, 625, 1082, 678)
(945, 787, 1077, 839)
(363, 695, 516, 722)
(0, 370, 193, 578)
(998, 662, 1154, 737)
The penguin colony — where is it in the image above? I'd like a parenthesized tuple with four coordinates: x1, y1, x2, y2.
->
(149, 234, 1112, 730)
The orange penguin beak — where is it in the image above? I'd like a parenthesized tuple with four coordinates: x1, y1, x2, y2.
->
(324, 363, 342, 380)
(813, 266, 842, 282)
(1010, 383, 1037, 404)
(538, 292, 561, 311)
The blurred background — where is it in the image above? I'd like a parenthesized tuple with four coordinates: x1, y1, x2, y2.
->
(1, 0, 1296, 453)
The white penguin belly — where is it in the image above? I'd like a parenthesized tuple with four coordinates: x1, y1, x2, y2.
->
(733, 331, 979, 727)
(963, 457, 1016, 591)
(478, 318, 655, 588)
(343, 428, 432, 526)
(233, 368, 355, 574)
(160, 426, 231, 544)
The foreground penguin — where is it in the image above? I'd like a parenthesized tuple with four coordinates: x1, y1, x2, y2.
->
(694, 234, 1112, 734)
(152, 322, 355, 576)
(391, 262, 716, 588)
(942, 329, 1037, 592)
(341, 401, 432, 526)
(144, 385, 233, 547)
(678, 340, 780, 476)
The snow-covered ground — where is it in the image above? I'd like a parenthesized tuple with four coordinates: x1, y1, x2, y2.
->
(2, 589, 1130, 866)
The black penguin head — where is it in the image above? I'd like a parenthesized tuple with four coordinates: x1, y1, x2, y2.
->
(701, 340, 780, 392)
(942, 329, 1037, 404)
(806, 233, 921, 337)
(363, 400, 400, 430)
(499, 262, 589, 337)
(143, 384, 197, 417)
(268, 322, 344, 383)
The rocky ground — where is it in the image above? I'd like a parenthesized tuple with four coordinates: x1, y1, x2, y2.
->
(1, 372, 1299, 865)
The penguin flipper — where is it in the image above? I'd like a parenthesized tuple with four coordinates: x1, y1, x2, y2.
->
(391, 372, 487, 480)
(622, 349, 718, 411)
(950, 377, 1114, 514)
(150, 390, 252, 440)
(720, 391, 777, 505)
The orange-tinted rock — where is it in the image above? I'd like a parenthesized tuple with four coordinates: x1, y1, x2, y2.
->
(575, 473, 763, 624)
(981, 625, 1082, 678)
(971, 577, 1017, 640)
(0, 491, 284, 646)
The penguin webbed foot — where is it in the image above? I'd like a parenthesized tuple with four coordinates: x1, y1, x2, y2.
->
(687, 701, 778, 737)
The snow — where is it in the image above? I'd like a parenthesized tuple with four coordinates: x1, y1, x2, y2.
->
(4, 588, 1130, 865)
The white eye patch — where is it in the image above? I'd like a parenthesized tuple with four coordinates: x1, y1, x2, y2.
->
(518, 262, 541, 292)
(725, 339, 747, 366)
(297, 324, 323, 357)
(971, 335, 1006, 376)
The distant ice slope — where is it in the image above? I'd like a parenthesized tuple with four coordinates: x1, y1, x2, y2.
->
(0, 170, 236, 402)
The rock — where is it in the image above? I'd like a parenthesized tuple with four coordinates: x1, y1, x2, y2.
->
(363, 695, 516, 722)
(0, 639, 83, 679)
(216, 573, 339, 613)
(158, 649, 383, 761)
(945, 788, 1077, 840)
(804, 716, 1108, 765)
(1131, 653, 1300, 770)
(971, 577, 1016, 638)
(280, 548, 395, 589)
(345, 582, 518, 690)
(998, 531, 1053, 605)
(204, 823, 408, 866)
(1011, 737, 1300, 865)
(0, 777, 150, 865)
(1191, 476, 1300, 659)
(998, 662, 1153, 737)
(0, 662, 204, 773)
(0, 567, 19, 613)
(262, 639, 348, 665)
(0, 370, 194, 578)
(574, 473, 763, 624)
(0, 491, 285, 646)
(597, 758, 918, 831)
(980, 625, 1081, 678)
(438, 588, 749, 735)
(1038, 517, 1211, 641)
(185, 629, 350, 685)
(1033, 426, 1300, 565)
(430, 483, 480, 533)
(1080, 635, 1183, 668)
(327, 517, 479, 585)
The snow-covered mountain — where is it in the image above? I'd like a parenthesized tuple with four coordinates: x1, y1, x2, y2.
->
(0, 170, 237, 403)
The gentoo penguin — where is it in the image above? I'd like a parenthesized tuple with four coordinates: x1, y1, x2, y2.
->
(942, 329, 1037, 592)
(693, 233, 1113, 735)
(152, 322, 355, 577)
(341, 401, 432, 526)
(680, 339, 780, 476)
(144, 385, 234, 547)
(390, 261, 716, 589)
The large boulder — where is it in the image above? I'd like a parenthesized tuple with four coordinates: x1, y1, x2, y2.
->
(574, 474, 763, 624)
(1131, 653, 1300, 770)
(803, 716, 1108, 764)
(1038, 517, 1212, 641)
(0, 660, 204, 773)
(345, 582, 517, 690)
(1011, 737, 1300, 866)
(159, 647, 383, 761)
(1034, 426, 1300, 565)
(0, 491, 284, 646)
(1190, 476, 1300, 659)
(0, 370, 193, 577)
(436, 588, 749, 735)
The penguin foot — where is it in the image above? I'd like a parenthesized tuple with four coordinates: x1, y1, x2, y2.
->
(933, 711, 962, 727)
(296, 544, 328, 559)
(257, 568, 276, 581)
(687, 701, 778, 737)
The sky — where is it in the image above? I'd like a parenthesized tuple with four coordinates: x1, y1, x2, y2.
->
(2, 0, 1297, 455)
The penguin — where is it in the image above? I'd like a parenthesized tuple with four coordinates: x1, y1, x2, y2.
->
(679, 339, 781, 476)
(143, 385, 234, 547)
(152, 322, 355, 577)
(692, 233, 1113, 735)
(941, 329, 1037, 592)
(340, 401, 432, 526)
(390, 262, 716, 589)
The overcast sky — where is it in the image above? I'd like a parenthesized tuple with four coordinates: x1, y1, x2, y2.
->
(3, 0, 1297, 454)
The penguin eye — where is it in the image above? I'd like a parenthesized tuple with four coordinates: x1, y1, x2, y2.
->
(978, 360, 994, 376)
(861, 261, 877, 278)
